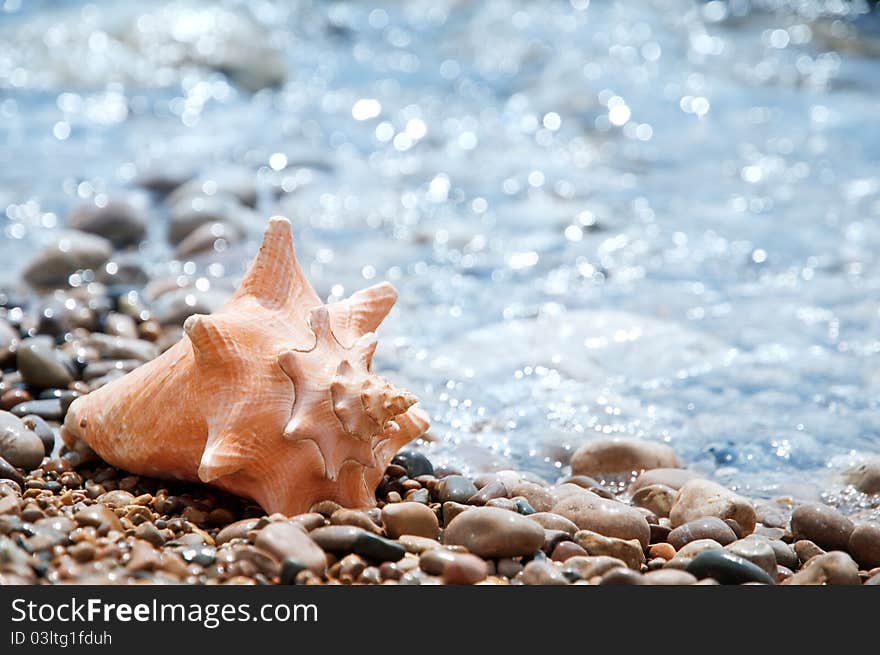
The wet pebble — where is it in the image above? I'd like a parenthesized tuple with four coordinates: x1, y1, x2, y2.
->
(790, 503, 854, 552)
(552, 491, 649, 547)
(521, 560, 568, 585)
(381, 502, 439, 539)
(630, 484, 677, 518)
(310, 526, 405, 562)
(74, 504, 123, 535)
(669, 479, 756, 536)
(434, 475, 478, 504)
(550, 540, 588, 562)
(16, 337, 75, 389)
(794, 540, 825, 564)
(279, 557, 308, 585)
(570, 438, 680, 476)
(648, 543, 676, 560)
(0, 389, 31, 412)
(441, 552, 488, 585)
(88, 334, 159, 363)
(443, 507, 544, 558)
(10, 399, 62, 421)
(573, 530, 645, 570)
(0, 456, 25, 487)
(329, 508, 382, 535)
(20, 415, 55, 456)
(847, 523, 880, 569)
(599, 567, 644, 585)
(784, 551, 860, 586)
(724, 537, 777, 578)
(685, 550, 775, 585)
(629, 468, 701, 494)
(642, 569, 698, 585)
(664, 539, 724, 570)
(0, 410, 45, 470)
(134, 522, 166, 547)
(667, 516, 737, 550)
(216, 518, 260, 545)
(507, 480, 554, 513)
(468, 479, 507, 505)
(526, 512, 578, 535)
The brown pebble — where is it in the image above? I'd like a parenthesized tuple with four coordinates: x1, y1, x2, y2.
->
(794, 539, 825, 564)
(668, 479, 756, 536)
(521, 560, 568, 585)
(443, 507, 544, 558)
(216, 518, 260, 545)
(467, 480, 508, 506)
(526, 512, 579, 535)
(441, 501, 470, 525)
(642, 569, 698, 585)
(570, 438, 680, 477)
(74, 504, 123, 535)
(442, 552, 488, 585)
(334, 554, 366, 583)
(134, 521, 166, 547)
(551, 540, 588, 562)
(784, 551, 860, 586)
(848, 523, 880, 569)
(381, 502, 439, 539)
(790, 503, 854, 552)
(648, 543, 676, 560)
(330, 508, 382, 534)
(599, 567, 644, 585)
(0, 389, 32, 412)
(574, 529, 645, 570)
(553, 491, 650, 548)
(667, 516, 737, 550)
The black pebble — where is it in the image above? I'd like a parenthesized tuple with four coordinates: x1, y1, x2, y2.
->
(0, 456, 25, 487)
(686, 550, 775, 585)
(353, 532, 405, 563)
(280, 557, 307, 585)
(391, 450, 434, 478)
(515, 498, 536, 515)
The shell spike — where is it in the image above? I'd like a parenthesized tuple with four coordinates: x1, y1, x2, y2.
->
(232, 216, 319, 311)
(352, 332, 378, 369)
(328, 281, 398, 346)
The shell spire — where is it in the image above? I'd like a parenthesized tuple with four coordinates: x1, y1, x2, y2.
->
(62, 216, 429, 515)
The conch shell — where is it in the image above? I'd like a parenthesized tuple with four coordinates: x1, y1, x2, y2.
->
(62, 217, 429, 515)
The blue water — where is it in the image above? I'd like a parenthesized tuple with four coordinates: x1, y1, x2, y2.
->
(1, 0, 880, 505)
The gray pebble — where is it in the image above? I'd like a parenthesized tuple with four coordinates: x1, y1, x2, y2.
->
(16, 337, 75, 389)
(23, 231, 112, 288)
(0, 410, 45, 470)
(434, 475, 478, 504)
(10, 399, 62, 421)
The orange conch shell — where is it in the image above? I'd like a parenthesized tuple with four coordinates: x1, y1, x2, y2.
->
(62, 217, 429, 515)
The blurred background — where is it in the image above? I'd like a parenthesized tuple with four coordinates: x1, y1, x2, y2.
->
(1, 1, 879, 505)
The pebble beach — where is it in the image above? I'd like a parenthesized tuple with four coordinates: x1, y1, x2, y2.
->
(3, 1, 880, 586)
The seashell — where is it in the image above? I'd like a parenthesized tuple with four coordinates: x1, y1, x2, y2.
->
(62, 217, 429, 515)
